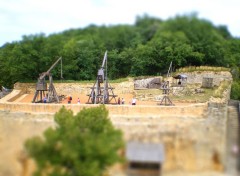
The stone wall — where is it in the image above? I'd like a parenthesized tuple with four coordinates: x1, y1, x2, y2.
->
(225, 102, 240, 175)
(109, 102, 229, 173)
(0, 111, 54, 176)
(134, 77, 162, 89)
(0, 102, 231, 176)
(177, 71, 232, 86)
(1, 71, 234, 175)
(14, 80, 135, 96)
(0, 102, 208, 118)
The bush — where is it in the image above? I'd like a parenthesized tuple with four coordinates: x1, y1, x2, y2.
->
(213, 80, 230, 98)
(25, 106, 124, 176)
(231, 81, 240, 100)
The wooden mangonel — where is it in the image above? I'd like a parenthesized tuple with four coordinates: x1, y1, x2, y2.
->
(87, 51, 117, 104)
(158, 81, 174, 106)
(32, 57, 62, 103)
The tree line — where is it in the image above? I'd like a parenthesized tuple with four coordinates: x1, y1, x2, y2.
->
(0, 14, 239, 98)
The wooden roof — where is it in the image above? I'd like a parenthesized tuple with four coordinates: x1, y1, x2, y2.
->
(126, 141, 165, 163)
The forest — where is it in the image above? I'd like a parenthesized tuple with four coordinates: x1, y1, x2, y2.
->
(0, 14, 239, 99)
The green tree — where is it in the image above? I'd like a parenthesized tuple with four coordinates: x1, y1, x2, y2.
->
(162, 14, 228, 66)
(25, 106, 124, 176)
(135, 14, 162, 43)
(1, 13, 240, 87)
(231, 80, 240, 100)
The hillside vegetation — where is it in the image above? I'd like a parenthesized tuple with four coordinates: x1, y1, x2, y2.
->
(0, 14, 239, 99)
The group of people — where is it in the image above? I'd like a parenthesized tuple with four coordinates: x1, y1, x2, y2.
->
(118, 97, 137, 105)
(66, 96, 137, 105)
(44, 95, 137, 105)
(118, 97, 125, 105)
(43, 95, 79, 104)
(67, 95, 80, 104)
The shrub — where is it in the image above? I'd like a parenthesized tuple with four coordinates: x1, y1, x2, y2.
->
(231, 81, 240, 100)
(213, 80, 230, 98)
(25, 106, 124, 176)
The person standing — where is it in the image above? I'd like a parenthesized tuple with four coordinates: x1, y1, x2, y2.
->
(43, 96, 47, 103)
(67, 95, 71, 104)
(131, 97, 136, 105)
(121, 97, 125, 105)
(118, 97, 121, 105)
(77, 97, 80, 104)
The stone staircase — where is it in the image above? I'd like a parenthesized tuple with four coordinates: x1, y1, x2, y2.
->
(225, 102, 240, 176)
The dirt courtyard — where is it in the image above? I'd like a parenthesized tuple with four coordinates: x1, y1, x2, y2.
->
(18, 92, 193, 106)
(19, 93, 158, 105)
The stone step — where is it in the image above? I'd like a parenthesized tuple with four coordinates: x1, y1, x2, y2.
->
(226, 105, 240, 175)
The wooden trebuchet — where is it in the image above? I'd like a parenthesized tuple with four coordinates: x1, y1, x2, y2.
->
(32, 57, 62, 103)
(87, 51, 117, 104)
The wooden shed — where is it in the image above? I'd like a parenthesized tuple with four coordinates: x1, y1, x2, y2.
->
(126, 141, 165, 176)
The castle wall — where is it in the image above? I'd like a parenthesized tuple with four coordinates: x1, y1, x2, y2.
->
(0, 102, 230, 175)
(13, 81, 135, 96)
(0, 102, 207, 118)
(178, 71, 232, 86)
(0, 71, 234, 175)
(110, 102, 229, 173)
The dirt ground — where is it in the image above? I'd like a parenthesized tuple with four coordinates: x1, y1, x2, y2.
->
(19, 93, 192, 106)
(19, 93, 134, 104)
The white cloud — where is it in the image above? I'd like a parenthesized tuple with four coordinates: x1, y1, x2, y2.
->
(0, 0, 239, 46)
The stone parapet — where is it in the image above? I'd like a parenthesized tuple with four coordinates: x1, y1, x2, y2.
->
(0, 102, 208, 118)
(178, 71, 232, 86)
(14, 81, 135, 96)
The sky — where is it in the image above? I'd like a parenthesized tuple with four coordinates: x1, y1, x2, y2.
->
(0, 0, 239, 46)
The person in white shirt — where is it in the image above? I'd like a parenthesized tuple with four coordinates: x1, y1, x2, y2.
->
(131, 97, 136, 105)
(121, 97, 125, 104)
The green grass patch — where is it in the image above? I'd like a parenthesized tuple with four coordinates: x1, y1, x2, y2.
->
(170, 88, 214, 103)
(231, 80, 240, 100)
(133, 75, 161, 80)
(19, 77, 129, 84)
(213, 80, 231, 98)
(176, 66, 230, 73)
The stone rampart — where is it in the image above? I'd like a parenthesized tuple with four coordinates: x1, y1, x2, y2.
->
(134, 76, 162, 89)
(0, 102, 207, 118)
(13, 80, 135, 96)
(110, 102, 229, 173)
(0, 102, 230, 175)
(1, 71, 234, 175)
(178, 71, 232, 86)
